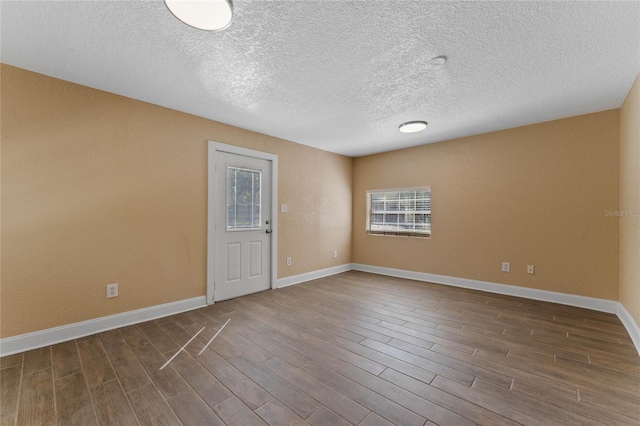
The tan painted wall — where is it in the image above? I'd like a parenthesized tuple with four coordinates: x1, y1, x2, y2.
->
(352, 111, 620, 300)
(0, 65, 352, 338)
(620, 74, 640, 327)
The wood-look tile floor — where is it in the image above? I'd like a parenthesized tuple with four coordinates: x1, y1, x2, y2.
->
(2, 271, 640, 425)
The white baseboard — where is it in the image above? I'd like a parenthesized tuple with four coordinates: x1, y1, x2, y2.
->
(276, 264, 352, 289)
(0, 296, 207, 357)
(352, 263, 639, 356)
(617, 302, 640, 356)
(352, 263, 618, 313)
(3, 264, 639, 358)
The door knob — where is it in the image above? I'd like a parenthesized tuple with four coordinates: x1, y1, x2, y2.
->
(265, 229, 273, 234)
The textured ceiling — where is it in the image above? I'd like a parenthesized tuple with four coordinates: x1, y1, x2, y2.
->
(2, 1, 639, 157)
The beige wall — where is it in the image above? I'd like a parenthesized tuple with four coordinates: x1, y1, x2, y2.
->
(620, 74, 640, 327)
(0, 63, 631, 340)
(0, 65, 352, 338)
(353, 111, 620, 300)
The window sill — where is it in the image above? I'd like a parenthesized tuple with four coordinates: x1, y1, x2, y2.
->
(366, 231, 431, 239)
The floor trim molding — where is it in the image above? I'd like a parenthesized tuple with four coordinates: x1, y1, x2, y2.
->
(352, 263, 640, 356)
(3, 265, 638, 358)
(0, 296, 207, 357)
(617, 302, 640, 356)
(276, 264, 352, 289)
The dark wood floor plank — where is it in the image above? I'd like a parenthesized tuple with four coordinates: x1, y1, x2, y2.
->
(232, 324, 310, 367)
(227, 299, 304, 340)
(511, 378, 640, 425)
(266, 329, 364, 373)
(255, 399, 308, 426)
(182, 336, 273, 410)
(218, 329, 275, 364)
(226, 354, 321, 419)
(52, 341, 83, 380)
(386, 338, 512, 388)
(329, 309, 433, 346)
(245, 298, 378, 342)
(167, 351, 232, 409)
(379, 368, 518, 426)
(553, 356, 640, 401)
(170, 312, 199, 330)
(269, 290, 397, 338)
(359, 412, 396, 426)
(1, 353, 23, 370)
(287, 290, 395, 329)
(155, 318, 204, 347)
(17, 369, 56, 426)
(431, 375, 565, 426)
(90, 379, 138, 425)
(588, 353, 640, 377)
(474, 344, 640, 405)
(472, 377, 602, 426)
(1, 364, 22, 425)
(360, 338, 474, 385)
(254, 293, 378, 342)
(127, 383, 181, 426)
(578, 388, 640, 421)
(129, 323, 234, 424)
(166, 390, 225, 426)
(264, 356, 370, 425)
(22, 347, 51, 375)
(137, 321, 179, 354)
(300, 361, 427, 426)
(376, 320, 477, 354)
(524, 316, 638, 358)
(325, 362, 474, 426)
(296, 332, 386, 375)
(76, 336, 116, 389)
(55, 371, 98, 426)
(119, 325, 192, 399)
(331, 336, 437, 384)
(306, 407, 351, 426)
(212, 396, 267, 426)
(428, 343, 587, 401)
(99, 329, 150, 393)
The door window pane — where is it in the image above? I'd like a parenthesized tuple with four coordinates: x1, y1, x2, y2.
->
(227, 167, 261, 230)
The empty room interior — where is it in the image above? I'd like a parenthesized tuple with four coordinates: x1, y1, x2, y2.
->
(1, 1, 639, 425)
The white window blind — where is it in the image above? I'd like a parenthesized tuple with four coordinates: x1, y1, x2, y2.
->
(366, 187, 431, 237)
(227, 167, 261, 230)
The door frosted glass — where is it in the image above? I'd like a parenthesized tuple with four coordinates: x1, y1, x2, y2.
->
(227, 167, 261, 230)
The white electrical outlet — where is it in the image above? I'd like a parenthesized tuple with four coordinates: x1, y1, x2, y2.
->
(106, 283, 118, 298)
(501, 262, 510, 272)
(527, 265, 535, 275)
(281, 204, 288, 213)
(333, 250, 338, 259)
(286, 257, 292, 266)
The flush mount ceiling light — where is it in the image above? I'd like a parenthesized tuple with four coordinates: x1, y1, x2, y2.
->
(429, 55, 448, 66)
(398, 121, 428, 133)
(165, 0, 233, 31)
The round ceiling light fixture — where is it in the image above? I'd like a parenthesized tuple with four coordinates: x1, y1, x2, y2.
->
(429, 55, 448, 66)
(398, 121, 428, 133)
(165, 0, 233, 31)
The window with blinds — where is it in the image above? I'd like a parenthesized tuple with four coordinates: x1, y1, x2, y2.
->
(366, 187, 431, 237)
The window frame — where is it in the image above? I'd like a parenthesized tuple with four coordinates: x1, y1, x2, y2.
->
(365, 186, 431, 238)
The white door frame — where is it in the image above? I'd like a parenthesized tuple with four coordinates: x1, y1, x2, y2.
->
(207, 141, 278, 305)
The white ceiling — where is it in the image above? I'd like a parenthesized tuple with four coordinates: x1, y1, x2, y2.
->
(2, 1, 639, 157)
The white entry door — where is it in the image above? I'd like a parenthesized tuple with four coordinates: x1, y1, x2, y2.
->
(211, 148, 274, 302)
